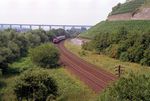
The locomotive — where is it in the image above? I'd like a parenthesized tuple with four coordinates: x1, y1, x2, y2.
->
(53, 35, 66, 43)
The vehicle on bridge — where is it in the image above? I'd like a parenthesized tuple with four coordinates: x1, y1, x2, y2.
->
(53, 35, 66, 43)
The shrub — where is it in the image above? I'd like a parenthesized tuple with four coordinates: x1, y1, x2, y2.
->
(79, 50, 87, 56)
(98, 73, 150, 101)
(30, 43, 59, 68)
(140, 47, 150, 66)
(14, 68, 58, 101)
(119, 52, 129, 61)
(82, 26, 150, 66)
(82, 42, 93, 51)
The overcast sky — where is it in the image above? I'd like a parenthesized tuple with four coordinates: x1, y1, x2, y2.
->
(0, 0, 125, 25)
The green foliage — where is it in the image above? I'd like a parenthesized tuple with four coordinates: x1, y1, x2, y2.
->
(0, 29, 68, 74)
(1, 56, 94, 101)
(30, 43, 59, 68)
(110, 0, 145, 15)
(78, 50, 87, 56)
(80, 20, 150, 39)
(10, 57, 35, 73)
(98, 73, 150, 101)
(140, 47, 150, 66)
(81, 21, 150, 66)
(14, 68, 58, 101)
(82, 42, 94, 51)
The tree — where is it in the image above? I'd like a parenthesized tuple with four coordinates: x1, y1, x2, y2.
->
(30, 43, 59, 68)
(14, 68, 58, 101)
(25, 32, 41, 47)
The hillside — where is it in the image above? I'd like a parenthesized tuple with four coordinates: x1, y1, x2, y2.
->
(79, 20, 150, 39)
(108, 0, 150, 21)
(109, 0, 145, 15)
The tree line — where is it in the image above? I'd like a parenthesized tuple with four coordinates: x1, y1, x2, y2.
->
(82, 27, 150, 66)
(0, 28, 67, 74)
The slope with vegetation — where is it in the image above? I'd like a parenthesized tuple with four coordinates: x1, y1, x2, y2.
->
(109, 0, 145, 15)
(76, 0, 150, 100)
(108, 0, 150, 21)
(65, 40, 150, 101)
(81, 21, 150, 66)
(79, 20, 150, 39)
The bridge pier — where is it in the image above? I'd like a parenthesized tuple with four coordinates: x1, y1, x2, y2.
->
(0, 25, 3, 29)
(9, 25, 12, 29)
(39, 25, 42, 29)
(20, 25, 23, 29)
(49, 26, 52, 30)
(29, 25, 32, 30)
(63, 26, 65, 30)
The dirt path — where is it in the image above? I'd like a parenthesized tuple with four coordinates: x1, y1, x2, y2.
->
(57, 41, 117, 93)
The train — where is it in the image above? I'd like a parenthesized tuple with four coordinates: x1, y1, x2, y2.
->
(53, 35, 66, 43)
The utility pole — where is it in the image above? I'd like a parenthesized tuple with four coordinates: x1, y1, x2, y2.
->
(115, 65, 124, 78)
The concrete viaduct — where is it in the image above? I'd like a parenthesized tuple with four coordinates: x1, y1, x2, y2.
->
(0, 24, 92, 30)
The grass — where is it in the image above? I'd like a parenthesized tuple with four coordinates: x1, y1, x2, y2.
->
(0, 56, 95, 101)
(110, 0, 145, 15)
(142, 0, 150, 7)
(79, 20, 150, 39)
(64, 40, 150, 76)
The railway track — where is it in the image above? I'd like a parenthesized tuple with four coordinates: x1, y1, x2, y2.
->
(57, 41, 117, 93)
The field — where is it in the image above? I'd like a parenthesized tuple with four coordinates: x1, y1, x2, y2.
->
(79, 20, 150, 39)
(0, 56, 95, 101)
(64, 40, 150, 76)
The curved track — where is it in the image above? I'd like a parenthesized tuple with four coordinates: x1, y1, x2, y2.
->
(57, 41, 117, 93)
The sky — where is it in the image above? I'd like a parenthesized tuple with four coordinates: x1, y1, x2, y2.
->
(0, 0, 126, 25)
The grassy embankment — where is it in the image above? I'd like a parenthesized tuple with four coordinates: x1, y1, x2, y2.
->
(109, 0, 145, 15)
(0, 56, 95, 101)
(79, 20, 150, 39)
(64, 40, 150, 75)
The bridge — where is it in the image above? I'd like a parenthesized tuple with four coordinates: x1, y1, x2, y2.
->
(0, 24, 93, 30)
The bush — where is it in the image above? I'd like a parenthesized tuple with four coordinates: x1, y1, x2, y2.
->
(98, 73, 150, 101)
(82, 26, 150, 66)
(79, 50, 87, 56)
(30, 43, 59, 68)
(119, 52, 129, 61)
(140, 47, 150, 66)
(82, 42, 93, 51)
(14, 68, 58, 101)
